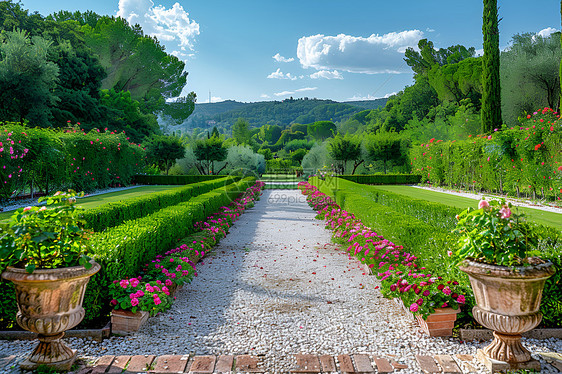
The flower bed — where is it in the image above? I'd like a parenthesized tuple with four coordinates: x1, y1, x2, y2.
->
(107, 181, 264, 326)
(298, 181, 466, 327)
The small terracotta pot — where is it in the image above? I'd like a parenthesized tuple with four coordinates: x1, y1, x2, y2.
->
(415, 307, 461, 337)
(111, 309, 149, 335)
(2, 262, 100, 371)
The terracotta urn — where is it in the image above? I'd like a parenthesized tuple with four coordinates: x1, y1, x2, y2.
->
(459, 258, 555, 364)
(2, 262, 101, 371)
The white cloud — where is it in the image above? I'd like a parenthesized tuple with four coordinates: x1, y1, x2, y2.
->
(274, 90, 294, 97)
(273, 53, 295, 63)
(537, 27, 558, 39)
(210, 96, 223, 103)
(260, 94, 271, 99)
(295, 87, 317, 92)
(426, 28, 435, 33)
(310, 70, 343, 80)
(297, 30, 424, 74)
(117, 0, 200, 53)
(267, 68, 298, 80)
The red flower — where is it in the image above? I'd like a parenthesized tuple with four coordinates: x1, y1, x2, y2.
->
(437, 284, 445, 290)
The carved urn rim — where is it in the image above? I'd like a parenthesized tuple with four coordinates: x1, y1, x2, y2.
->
(1, 261, 101, 283)
(459, 258, 555, 280)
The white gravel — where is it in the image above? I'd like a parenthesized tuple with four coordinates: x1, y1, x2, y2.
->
(1, 190, 560, 373)
(413, 185, 562, 214)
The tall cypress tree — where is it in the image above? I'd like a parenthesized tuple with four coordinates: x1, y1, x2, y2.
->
(481, 0, 502, 133)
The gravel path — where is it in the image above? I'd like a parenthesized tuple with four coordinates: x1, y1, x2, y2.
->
(1, 190, 560, 373)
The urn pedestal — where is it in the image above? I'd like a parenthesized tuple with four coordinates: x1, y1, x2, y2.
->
(459, 259, 555, 371)
(2, 262, 101, 371)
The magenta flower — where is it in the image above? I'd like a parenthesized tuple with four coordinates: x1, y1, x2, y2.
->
(409, 303, 419, 312)
(457, 295, 466, 304)
(442, 286, 452, 295)
(119, 279, 129, 289)
(131, 298, 139, 307)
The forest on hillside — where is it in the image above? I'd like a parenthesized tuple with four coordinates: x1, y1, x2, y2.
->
(182, 98, 388, 134)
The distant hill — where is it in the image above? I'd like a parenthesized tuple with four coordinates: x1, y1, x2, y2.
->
(343, 98, 389, 110)
(183, 98, 388, 133)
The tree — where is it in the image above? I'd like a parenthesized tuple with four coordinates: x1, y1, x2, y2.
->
(481, 0, 502, 133)
(404, 39, 475, 79)
(193, 136, 228, 175)
(145, 135, 186, 175)
(560, 0, 562, 111)
(82, 16, 187, 104)
(160, 93, 197, 125)
(501, 32, 561, 123)
(232, 118, 252, 145)
(428, 57, 483, 107)
(366, 132, 404, 174)
(328, 134, 364, 174)
(0, 30, 59, 126)
(307, 121, 336, 141)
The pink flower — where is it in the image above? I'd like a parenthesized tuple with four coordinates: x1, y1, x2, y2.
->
(442, 286, 452, 295)
(145, 284, 154, 293)
(110, 299, 118, 306)
(423, 290, 430, 297)
(447, 250, 453, 257)
(131, 298, 139, 307)
(409, 303, 419, 312)
(119, 279, 129, 289)
(499, 206, 511, 219)
(129, 278, 140, 288)
(416, 298, 424, 306)
(478, 200, 489, 209)
(23, 206, 32, 212)
(154, 297, 161, 305)
(165, 279, 173, 286)
(457, 295, 466, 304)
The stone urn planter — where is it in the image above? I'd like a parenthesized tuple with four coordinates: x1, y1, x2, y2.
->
(459, 259, 555, 368)
(1, 262, 101, 371)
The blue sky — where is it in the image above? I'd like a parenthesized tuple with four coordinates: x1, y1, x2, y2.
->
(22, 0, 561, 103)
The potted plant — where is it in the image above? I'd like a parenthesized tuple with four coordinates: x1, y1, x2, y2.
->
(109, 278, 173, 335)
(0, 190, 100, 371)
(453, 198, 555, 369)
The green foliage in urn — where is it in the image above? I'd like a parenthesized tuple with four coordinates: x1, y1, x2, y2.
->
(0, 190, 93, 274)
(452, 198, 539, 266)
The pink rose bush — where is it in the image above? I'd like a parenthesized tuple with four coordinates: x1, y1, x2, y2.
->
(108, 181, 264, 315)
(299, 181, 467, 320)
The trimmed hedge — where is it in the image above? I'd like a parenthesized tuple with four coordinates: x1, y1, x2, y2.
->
(309, 176, 562, 327)
(81, 176, 256, 325)
(338, 174, 422, 185)
(0, 177, 256, 329)
(133, 174, 229, 185)
(83, 177, 238, 232)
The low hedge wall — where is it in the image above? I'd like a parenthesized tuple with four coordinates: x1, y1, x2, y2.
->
(83, 177, 237, 232)
(309, 176, 562, 327)
(0, 177, 256, 329)
(133, 174, 230, 185)
(337, 174, 422, 185)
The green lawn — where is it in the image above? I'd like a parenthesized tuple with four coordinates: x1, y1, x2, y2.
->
(0, 185, 179, 221)
(370, 185, 562, 230)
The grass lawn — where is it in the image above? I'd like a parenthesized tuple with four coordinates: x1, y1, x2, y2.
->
(370, 185, 562, 230)
(0, 185, 179, 221)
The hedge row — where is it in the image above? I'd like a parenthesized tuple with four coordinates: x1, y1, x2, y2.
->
(337, 174, 422, 185)
(309, 177, 562, 327)
(133, 174, 228, 185)
(410, 108, 562, 200)
(0, 177, 256, 329)
(0, 124, 145, 201)
(83, 177, 238, 232)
